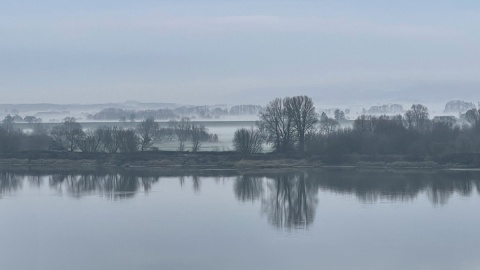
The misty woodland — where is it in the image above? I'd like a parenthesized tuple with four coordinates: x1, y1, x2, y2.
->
(1, 96, 480, 166)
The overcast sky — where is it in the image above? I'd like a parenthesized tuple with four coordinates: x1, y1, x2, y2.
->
(1, 0, 479, 106)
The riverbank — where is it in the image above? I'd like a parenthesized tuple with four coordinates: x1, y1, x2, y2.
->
(0, 151, 479, 171)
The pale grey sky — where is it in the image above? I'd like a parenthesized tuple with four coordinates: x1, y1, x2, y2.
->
(1, 0, 479, 106)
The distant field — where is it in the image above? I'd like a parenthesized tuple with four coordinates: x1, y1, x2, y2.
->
(13, 120, 260, 152)
(12, 119, 356, 152)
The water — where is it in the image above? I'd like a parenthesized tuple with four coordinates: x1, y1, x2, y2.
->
(1, 168, 480, 270)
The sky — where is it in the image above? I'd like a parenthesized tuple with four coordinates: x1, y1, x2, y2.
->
(1, 0, 479, 107)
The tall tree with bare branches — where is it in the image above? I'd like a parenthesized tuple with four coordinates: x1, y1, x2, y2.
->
(285, 96, 318, 152)
(137, 117, 159, 151)
(258, 98, 294, 153)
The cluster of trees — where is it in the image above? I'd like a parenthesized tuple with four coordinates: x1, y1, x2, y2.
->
(90, 108, 175, 122)
(309, 105, 480, 158)
(233, 96, 480, 158)
(89, 104, 264, 121)
(2, 114, 42, 124)
(233, 96, 318, 154)
(164, 117, 218, 152)
(0, 117, 50, 153)
(229, 105, 264, 115)
(367, 104, 404, 114)
(0, 116, 218, 153)
(49, 118, 141, 153)
(3, 95, 480, 159)
(444, 100, 477, 113)
(258, 96, 318, 153)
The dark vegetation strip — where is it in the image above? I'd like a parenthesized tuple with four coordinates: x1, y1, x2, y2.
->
(1, 96, 480, 168)
(0, 151, 480, 170)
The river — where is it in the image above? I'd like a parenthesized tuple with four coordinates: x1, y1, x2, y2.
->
(1, 168, 479, 270)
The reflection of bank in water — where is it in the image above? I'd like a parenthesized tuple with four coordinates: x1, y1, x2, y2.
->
(235, 169, 480, 229)
(1, 169, 480, 228)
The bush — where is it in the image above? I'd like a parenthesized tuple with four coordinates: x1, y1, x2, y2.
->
(233, 128, 263, 155)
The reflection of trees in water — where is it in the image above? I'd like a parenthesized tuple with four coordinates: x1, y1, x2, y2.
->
(27, 175, 43, 188)
(0, 172, 23, 198)
(192, 176, 200, 193)
(1, 172, 161, 200)
(49, 174, 159, 200)
(234, 170, 480, 229)
(140, 176, 157, 193)
(2, 169, 480, 208)
(260, 174, 318, 230)
(427, 177, 475, 205)
(178, 176, 201, 192)
(50, 174, 98, 196)
(312, 170, 480, 206)
(234, 176, 264, 202)
(315, 171, 422, 203)
(179, 176, 185, 187)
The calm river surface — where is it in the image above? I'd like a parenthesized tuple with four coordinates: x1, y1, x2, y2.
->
(1, 168, 480, 270)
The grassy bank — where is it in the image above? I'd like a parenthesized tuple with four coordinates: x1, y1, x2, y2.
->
(0, 151, 479, 171)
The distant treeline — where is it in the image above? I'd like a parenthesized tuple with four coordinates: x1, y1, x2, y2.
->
(367, 104, 404, 114)
(233, 96, 480, 161)
(88, 105, 264, 121)
(2, 96, 480, 164)
(0, 116, 218, 153)
(444, 100, 478, 113)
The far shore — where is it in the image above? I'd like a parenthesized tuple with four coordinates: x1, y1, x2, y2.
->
(0, 151, 479, 172)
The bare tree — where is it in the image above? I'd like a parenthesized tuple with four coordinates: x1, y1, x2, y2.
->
(170, 117, 191, 151)
(233, 127, 264, 154)
(285, 96, 318, 152)
(258, 98, 294, 153)
(78, 130, 102, 152)
(97, 126, 122, 153)
(190, 123, 206, 152)
(50, 117, 84, 152)
(353, 115, 376, 134)
(118, 129, 140, 152)
(320, 117, 339, 135)
(404, 104, 430, 131)
(137, 117, 159, 151)
(334, 109, 345, 120)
